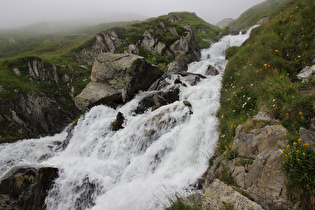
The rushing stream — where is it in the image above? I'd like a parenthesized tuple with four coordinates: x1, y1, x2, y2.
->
(0, 27, 256, 210)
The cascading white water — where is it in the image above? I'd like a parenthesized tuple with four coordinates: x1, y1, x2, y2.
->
(0, 27, 256, 210)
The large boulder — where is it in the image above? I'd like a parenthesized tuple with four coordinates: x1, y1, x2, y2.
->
(0, 166, 58, 210)
(75, 53, 164, 111)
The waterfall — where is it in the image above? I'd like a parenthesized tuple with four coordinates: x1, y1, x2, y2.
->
(0, 27, 256, 210)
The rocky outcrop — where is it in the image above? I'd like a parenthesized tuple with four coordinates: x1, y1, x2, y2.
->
(170, 25, 201, 62)
(76, 14, 202, 68)
(0, 166, 58, 210)
(201, 124, 293, 209)
(0, 91, 75, 139)
(75, 53, 164, 111)
(297, 65, 315, 83)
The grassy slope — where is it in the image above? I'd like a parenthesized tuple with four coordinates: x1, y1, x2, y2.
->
(218, 0, 314, 207)
(229, 0, 296, 30)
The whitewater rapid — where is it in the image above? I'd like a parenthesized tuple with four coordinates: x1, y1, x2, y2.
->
(0, 28, 255, 210)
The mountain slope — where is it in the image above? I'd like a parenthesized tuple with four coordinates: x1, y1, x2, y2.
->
(229, 0, 295, 30)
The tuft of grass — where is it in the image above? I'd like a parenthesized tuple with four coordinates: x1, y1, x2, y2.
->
(166, 197, 202, 210)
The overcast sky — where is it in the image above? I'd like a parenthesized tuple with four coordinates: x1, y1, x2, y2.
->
(0, 0, 265, 28)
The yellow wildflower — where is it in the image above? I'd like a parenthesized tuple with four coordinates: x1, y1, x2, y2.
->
(298, 138, 302, 143)
(301, 116, 304, 120)
(293, 142, 297, 146)
(303, 152, 306, 156)
(299, 112, 303, 115)
(290, 15, 293, 18)
(279, 153, 282, 156)
(287, 145, 290, 149)
(282, 149, 285, 153)
(275, 50, 279, 52)
(297, 159, 300, 162)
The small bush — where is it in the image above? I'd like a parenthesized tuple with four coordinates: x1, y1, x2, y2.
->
(280, 138, 315, 193)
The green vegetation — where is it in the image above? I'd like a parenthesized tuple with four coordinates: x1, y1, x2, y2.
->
(166, 197, 201, 210)
(218, 0, 314, 152)
(229, 0, 295, 30)
(218, 0, 314, 208)
(280, 137, 315, 208)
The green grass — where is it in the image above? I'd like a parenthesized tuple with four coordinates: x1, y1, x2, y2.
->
(229, 0, 296, 30)
(166, 197, 202, 210)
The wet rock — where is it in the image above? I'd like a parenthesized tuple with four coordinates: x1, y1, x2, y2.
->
(0, 166, 59, 210)
(205, 65, 219, 76)
(111, 112, 125, 131)
(134, 93, 168, 114)
(176, 72, 206, 86)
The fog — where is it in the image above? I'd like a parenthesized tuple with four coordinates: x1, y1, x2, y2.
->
(0, 0, 265, 28)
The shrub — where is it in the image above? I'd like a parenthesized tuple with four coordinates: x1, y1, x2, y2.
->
(280, 138, 315, 209)
(280, 138, 315, 193)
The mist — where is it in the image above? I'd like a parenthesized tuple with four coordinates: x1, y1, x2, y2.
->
(0, 0, 265, 28)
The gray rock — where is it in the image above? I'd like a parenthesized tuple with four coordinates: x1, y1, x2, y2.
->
(299, 127, 315, 151)
(205, 179, 263, 210)
(253, 110, 280, 123)
(168, 13, 183, 22)
(14, 92, 73, 135)
(111, 112, 125, 131)
(168, 27, 179, 37)
(205, 65, 219, 76)
(141, 29, 156, 52)
(256, 17, 271, 25)
(297, 65, 315, 83)
(167, 61, 187, 73)
(234, 125, 287, 158)
(75, 53, 163, 111)
(125, 44, 139, 55)
(176, 72, 206, 86)
(0, 166, 58, 210)
(13, 68, 21, 76)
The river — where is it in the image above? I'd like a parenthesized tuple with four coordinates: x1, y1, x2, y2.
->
(0, 27, 256, 210)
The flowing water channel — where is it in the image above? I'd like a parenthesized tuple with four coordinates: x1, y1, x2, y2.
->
(0, 27, 256, 210)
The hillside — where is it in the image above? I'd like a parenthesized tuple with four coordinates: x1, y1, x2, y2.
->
(0, 12, 221, 142)
(168, 0, 314, 209)
(228, 0, 295, 30)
